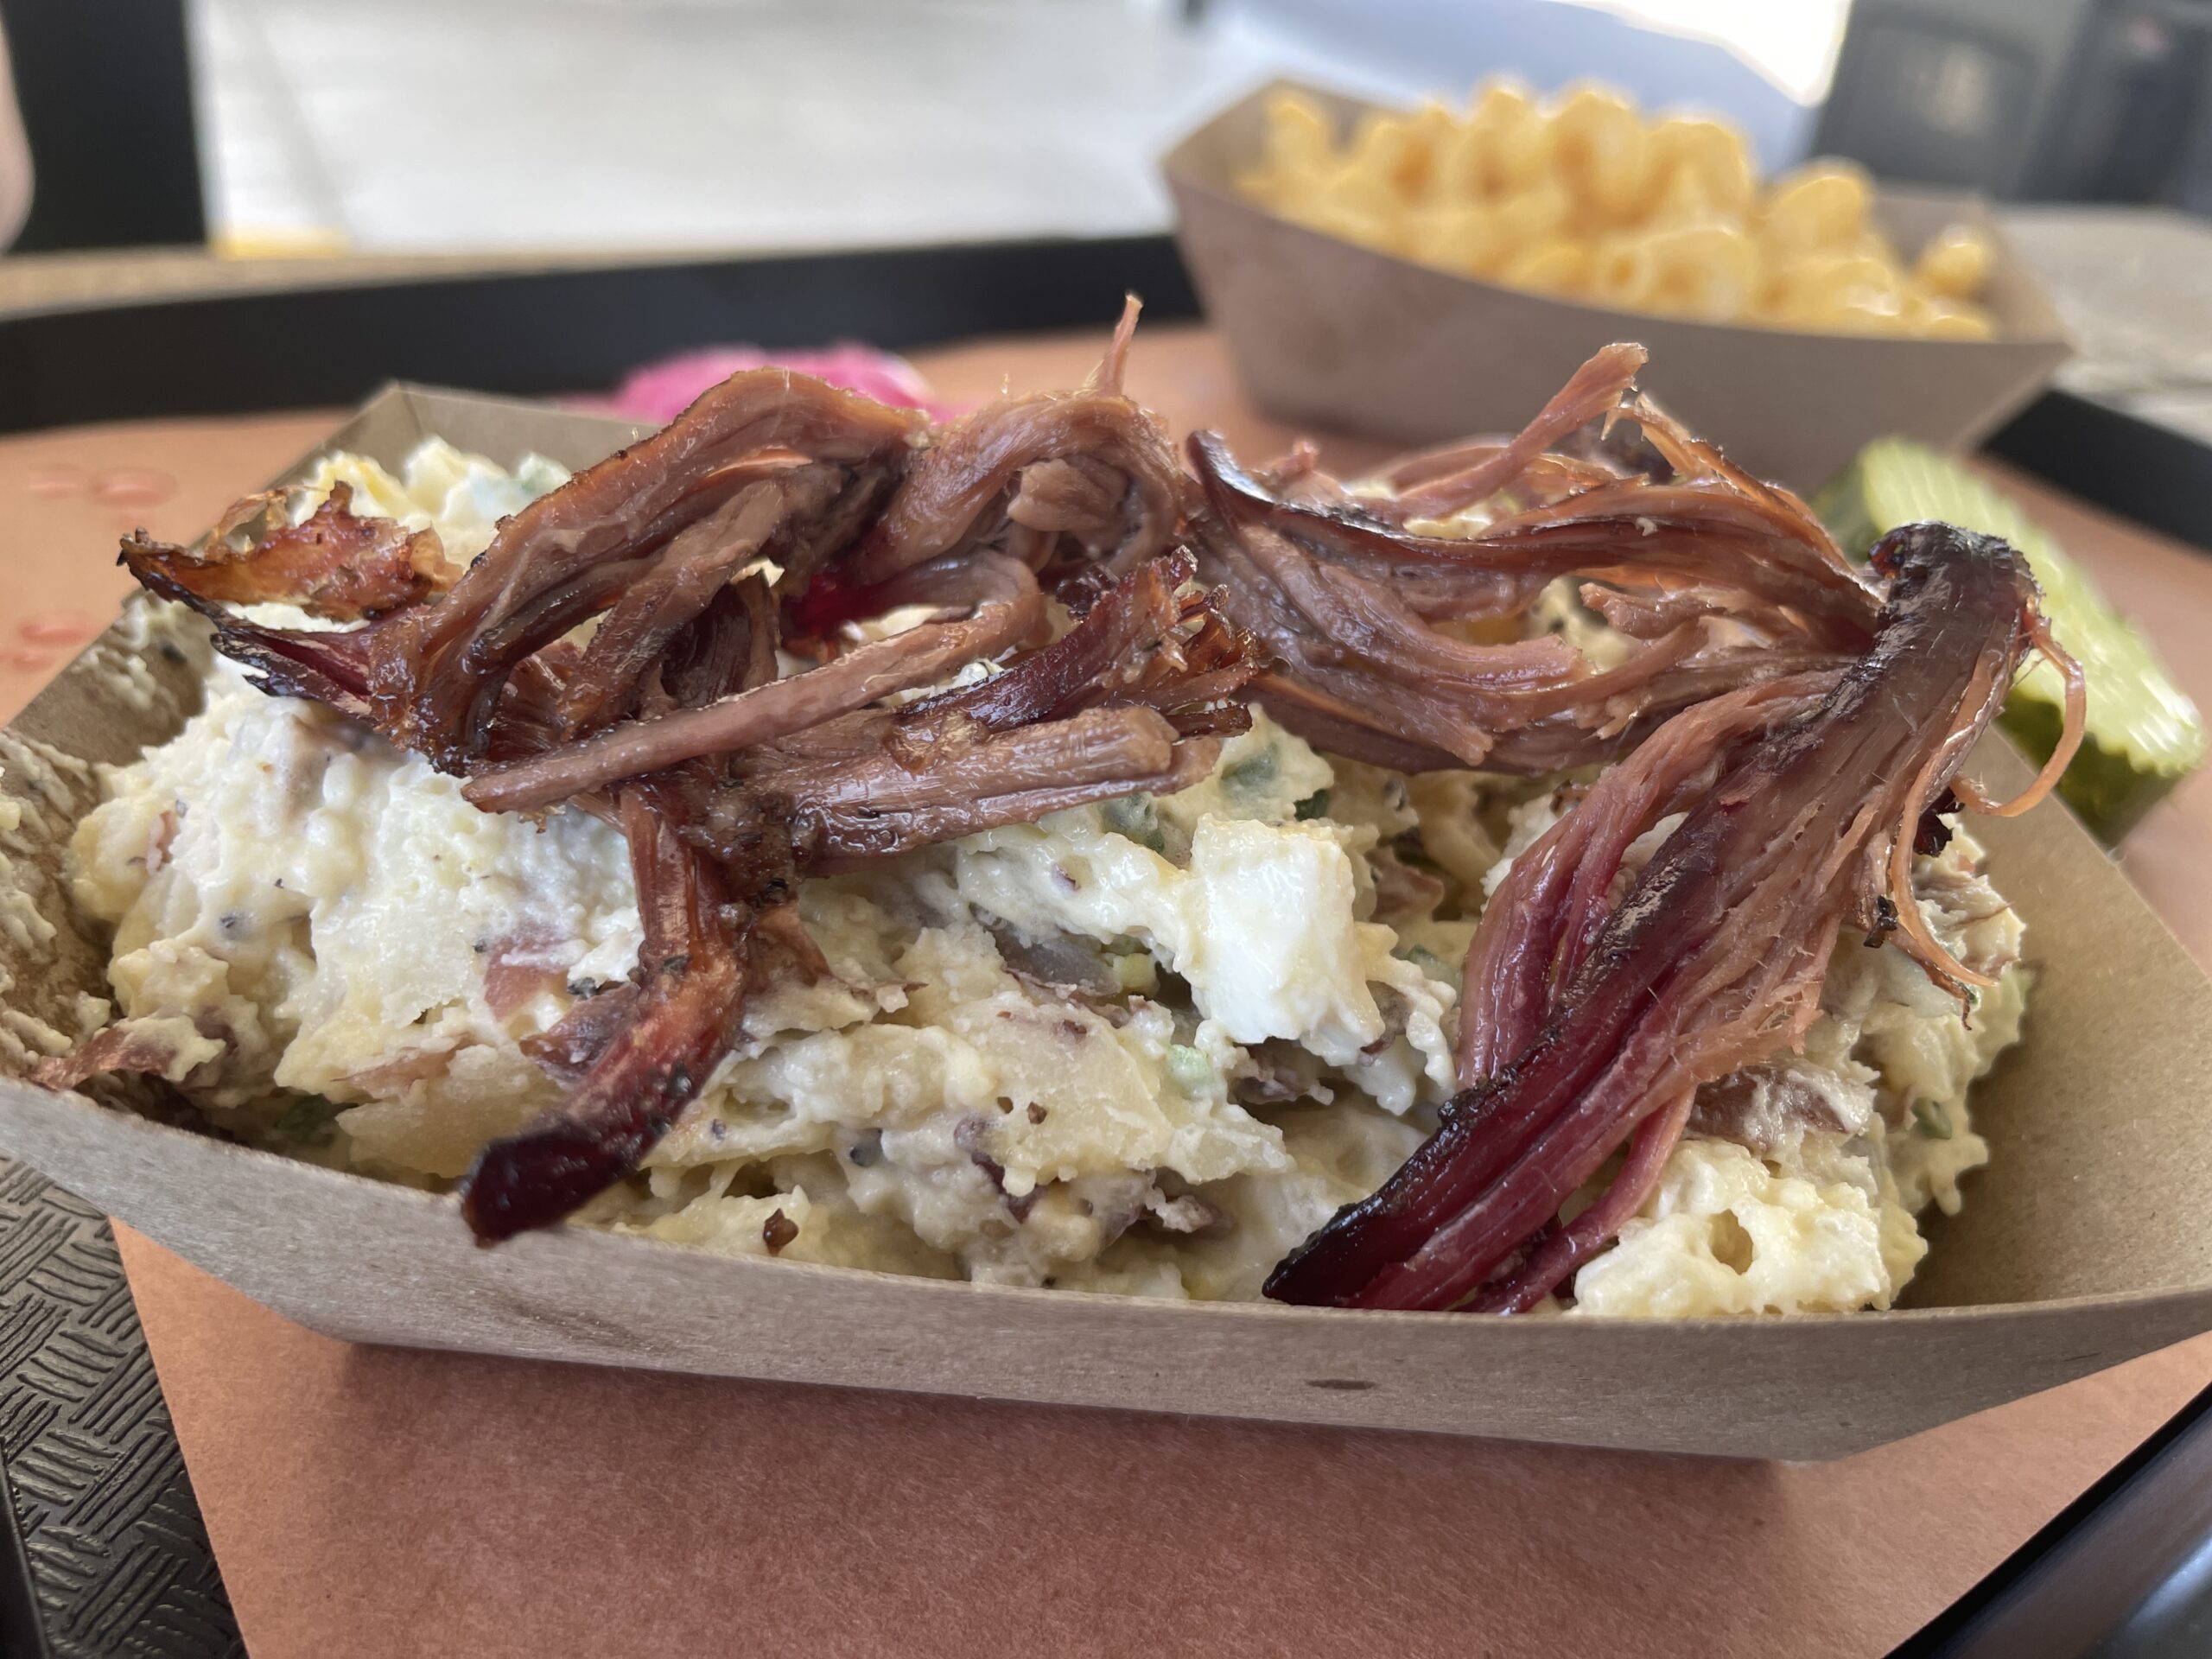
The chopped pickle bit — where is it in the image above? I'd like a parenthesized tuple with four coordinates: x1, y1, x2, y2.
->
(1293, 788, 1332, 820)
(1164, 1044, 1214, 1095)
(1100, 792, 1166, 852)
(273, 1094, 341, 1147)
(1221, 748, 1279, 795)
(1910, 1098, 1954, 1141)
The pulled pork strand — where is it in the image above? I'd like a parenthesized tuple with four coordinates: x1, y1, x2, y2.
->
(389, 372, 925, 770)
(118, 378, 923, 770)
(119, 482, 452, 622)
(459, 781, 753, 1243)
(1186, 432, 1880, 776)
(1185, 345, 1885, 779)
(118, 545, 394, 722)
(1465, 1087, 1694, 1316)
(461, 550, 1046, 814)
(821, 296, 1185, 598)
(29, 1017, 219, 1092)
(1951, 607, 2087, 820)
(696, 551, 1262, 866)
(1454, 671, 1839, 1081)
(1265, 522, 2069, 1313)
(1379, 340, 1649, 524)
(550, 461, 847, 737)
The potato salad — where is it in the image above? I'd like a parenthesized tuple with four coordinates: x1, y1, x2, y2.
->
(65, 440, 2031, 1313)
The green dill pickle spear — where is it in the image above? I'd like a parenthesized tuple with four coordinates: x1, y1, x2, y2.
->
(1814, 435, 2205, 842)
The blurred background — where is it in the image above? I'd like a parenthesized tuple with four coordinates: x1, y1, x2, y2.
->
(4, 0, 2212, 258)
(6, 10, 2212, 1658)
(177, 0, 1839, 253)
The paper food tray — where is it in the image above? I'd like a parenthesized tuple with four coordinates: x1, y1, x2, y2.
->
(1163, 80, 2073, 492)
(1, 385, 2206, 1462)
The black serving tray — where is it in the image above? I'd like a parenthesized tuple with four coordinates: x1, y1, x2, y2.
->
(0, 232, 2206, 1659)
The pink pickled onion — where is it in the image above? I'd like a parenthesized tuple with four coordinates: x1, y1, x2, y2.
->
(569, 345, 961, 425)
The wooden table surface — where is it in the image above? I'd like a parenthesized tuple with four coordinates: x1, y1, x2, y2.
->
(6, 325, 2212, 1657)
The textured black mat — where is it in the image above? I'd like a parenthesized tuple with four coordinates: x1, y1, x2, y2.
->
(0, 1160, 239, 1658)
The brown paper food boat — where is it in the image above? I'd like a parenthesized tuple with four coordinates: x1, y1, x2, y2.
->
(1163, 80, 2073, 493)
(2, 386, 2207, 1462)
